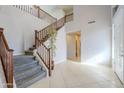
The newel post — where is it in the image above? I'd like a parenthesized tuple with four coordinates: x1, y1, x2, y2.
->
(37, 6, 40, 18)
(0, 27, 4, 33)
(35, 30, 38, 48)
(48, 48, 51, 76)
(7, 49, 14, 88)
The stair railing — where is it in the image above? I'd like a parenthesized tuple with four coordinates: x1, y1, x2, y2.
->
(0, 28, 13, 88)
(35, 13, 73, 76)
(13, 5, 57, 23)
(35, 13, 73, 43)
(65, 13, 73, 23)
(35, 34, 52, 76)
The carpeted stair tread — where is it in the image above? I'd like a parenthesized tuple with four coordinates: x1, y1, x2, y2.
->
(13, 55, 46, 88)
(14, 65, 41, 81)
(16, 70, 46, 88)
(14, 61, 38, 68)
(14, 55, 38, 67)
(14, 55, 35, 65)
(14, 55, 34, 60)
(14, 61, 39, 73)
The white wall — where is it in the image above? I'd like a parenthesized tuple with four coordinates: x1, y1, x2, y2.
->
(44, 26, 67, 64)
(54, 26, 67, 63)
(65, 5, 112, 66)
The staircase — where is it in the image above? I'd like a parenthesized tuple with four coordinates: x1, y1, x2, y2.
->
(0, 6, 73, 88)
(25, 45, 36, 55)
(13, 5, 73, 76)
(35, 13, 73, 76)
(13, 55, 46, 88)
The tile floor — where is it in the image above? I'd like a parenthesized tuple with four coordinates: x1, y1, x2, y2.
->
(68, 56, 81, 62)
(28, 60, 123, 88)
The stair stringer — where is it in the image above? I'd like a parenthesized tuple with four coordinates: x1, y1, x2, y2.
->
(33, 49, 49, 78)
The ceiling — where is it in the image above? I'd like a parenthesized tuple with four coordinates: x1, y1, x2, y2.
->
(55, 5, 73, 14)
(56, 5, 73, 10)
(39, 5, 73, 15)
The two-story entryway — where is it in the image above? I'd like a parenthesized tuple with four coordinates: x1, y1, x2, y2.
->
(0, 5, 124, 88)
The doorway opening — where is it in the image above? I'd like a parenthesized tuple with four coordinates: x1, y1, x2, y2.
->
(66, 31, 81, 62)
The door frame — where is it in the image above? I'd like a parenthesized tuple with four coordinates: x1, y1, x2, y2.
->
(66, 31, 81, 62)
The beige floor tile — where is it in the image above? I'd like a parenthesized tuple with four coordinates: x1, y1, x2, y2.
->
(29, 60, 123, 88)
(28, 77, 49, 88)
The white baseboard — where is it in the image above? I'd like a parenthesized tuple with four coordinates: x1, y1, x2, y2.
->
(54, 59, 67, 64)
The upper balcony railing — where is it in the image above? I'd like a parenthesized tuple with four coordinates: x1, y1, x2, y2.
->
(13, 5, 57, 23)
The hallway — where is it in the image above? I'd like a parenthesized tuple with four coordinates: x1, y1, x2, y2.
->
(29, 61, 123, 88)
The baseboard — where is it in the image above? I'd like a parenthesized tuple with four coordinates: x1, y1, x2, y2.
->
(54, 59, 67, 64)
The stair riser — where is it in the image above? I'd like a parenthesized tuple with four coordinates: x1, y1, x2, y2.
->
(25, 52, 33, 55)
(29, 47, 36, 51)
(25, 51, 33, 55)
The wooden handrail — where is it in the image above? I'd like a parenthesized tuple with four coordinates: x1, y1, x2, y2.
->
(36, 37, 50, 51)
(48, 48, 51, 76)
(39, 23, 54, 32)
(0, 28, 13, 88)
(36, 35, 52, 76)
(0, 28, 14, 51)
(65, 13, 73, 17)
(65, 13, 73, 23)
(35, 13, 73, 76)
(37, 13, 73, 33)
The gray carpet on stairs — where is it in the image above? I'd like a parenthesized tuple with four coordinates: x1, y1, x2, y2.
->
(13, 55, 46, 88)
